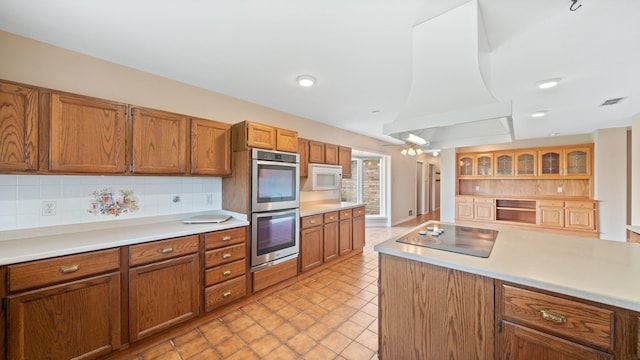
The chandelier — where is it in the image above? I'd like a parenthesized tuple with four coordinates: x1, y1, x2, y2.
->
(400, 143, 423, 156)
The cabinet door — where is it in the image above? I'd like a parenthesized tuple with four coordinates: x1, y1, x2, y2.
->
(565, 207, 596, 231)
(495, 152, 514, 176)
(7, 272, 121, 360)
(246, 122, 276, 150)
(537, 206, 565, 228)
(338, 146, 352, 178)
(352, 215, 365, 250)
(564, 146, 592, 177)
(308, 141, 325, 163)
(475, 200, 495, 221)
(276, 128, 298, 152)
(339, 218, 352, 256)
(46, 93, 126, 173)
(300, 226, 323, 272)
(324, 143, 339, 165)
(499, 321, 612, 360)
(515, 151, 537, 176)
(476, 153, 494, 176)
(456, 197, 474, 220)
(0, 81, 38, 171)
(458, 154, 474, 177)
(324, 221, 339, 262)
(539, 148, 563, 177)
(131, 107, 188, 174)
(129, 254, 199, 342)
(191, 118, 231, 176)
(298, 138, 309, 177)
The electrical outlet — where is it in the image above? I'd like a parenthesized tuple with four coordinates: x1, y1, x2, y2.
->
(42, 200, 57, 216)
(557, 185, 563, 193)
(475, 185, 480, 191)
(172, 195, 181, 203)
(206, 193, 213, 205)
(409, 210, 413, 216)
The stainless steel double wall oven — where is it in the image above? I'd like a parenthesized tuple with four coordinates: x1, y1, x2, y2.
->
(250, 148, 300, 271)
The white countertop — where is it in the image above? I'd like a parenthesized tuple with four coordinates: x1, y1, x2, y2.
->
(0, 211, 249, 266)
(375, 221, 640, 312)
(627, 225, 640, 234)
(300, 201, 364, 216)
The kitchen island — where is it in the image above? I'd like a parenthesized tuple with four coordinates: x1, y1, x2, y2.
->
(374, 221, 640, 359)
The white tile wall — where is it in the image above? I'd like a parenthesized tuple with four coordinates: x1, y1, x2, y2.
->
(0, 175, 222, 230)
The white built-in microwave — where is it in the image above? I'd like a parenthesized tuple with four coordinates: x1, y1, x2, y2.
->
(304, 164, 342, 191)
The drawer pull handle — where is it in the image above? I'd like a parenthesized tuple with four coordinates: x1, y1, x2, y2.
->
(538, 309, 567, 324)
(222, 253, 232, 259)
(329, 216, 334, 220)
(59, 264, 80, 274)
(310, 220, 316, 224)
(223, 291, 232, 297)
(222, 270, 232, 276)
(160, 247, 174, 254)
(222, 236, 232, 242)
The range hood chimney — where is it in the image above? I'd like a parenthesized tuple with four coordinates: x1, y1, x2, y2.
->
(384, 0, 513, 149)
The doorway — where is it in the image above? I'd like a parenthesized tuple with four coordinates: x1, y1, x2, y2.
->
(416, 161, 424, 216)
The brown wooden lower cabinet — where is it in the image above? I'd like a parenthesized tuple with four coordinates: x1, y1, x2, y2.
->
(339, 209, 353, 256)
(128, 253, 200, 342)
(7, 272, 121, 360)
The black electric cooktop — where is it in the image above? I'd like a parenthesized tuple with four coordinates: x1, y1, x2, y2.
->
(396, 223, 498, 258)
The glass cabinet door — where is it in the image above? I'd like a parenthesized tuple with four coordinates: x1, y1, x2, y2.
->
(476, 154, 493, 176)
(495, 153, 514, 176)
(539, 150, 562, 176)
(458, 155, 474, 176)
(515, 151, 537, 176)
(565, 148, 590, 176)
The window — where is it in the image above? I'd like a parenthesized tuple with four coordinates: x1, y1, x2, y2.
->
(341, 156, 385, 217)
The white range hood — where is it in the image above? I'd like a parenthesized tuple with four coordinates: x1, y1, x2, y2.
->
(384, 0, 513, 149)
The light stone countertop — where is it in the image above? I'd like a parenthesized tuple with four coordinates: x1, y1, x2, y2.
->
(300, 201, 365, 216)
(0, 211, 249, 266)
(627, 225, 640, 234)
(374, 220, 640, 312)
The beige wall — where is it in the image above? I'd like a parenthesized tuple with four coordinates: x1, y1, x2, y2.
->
(632, 114, 640, 226)
(0, 30, 421, 226)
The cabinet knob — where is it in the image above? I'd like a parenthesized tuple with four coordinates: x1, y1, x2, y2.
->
(222, 253, 232, 259)
(329, 216, 334, 220)
(538, 309, 567, 324)
(310, 220, 316, 224)
(59, 264, 80, 274)
(222, 236, 232, 242)
(222, 270, 232, 276)
(160, 247, 174, 254)
(223, 291, 232, 298)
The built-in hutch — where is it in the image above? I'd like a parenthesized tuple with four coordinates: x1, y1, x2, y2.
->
(456, 144, 598, 234)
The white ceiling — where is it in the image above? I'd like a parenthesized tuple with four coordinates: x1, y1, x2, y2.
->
(1, 0, 639, 147)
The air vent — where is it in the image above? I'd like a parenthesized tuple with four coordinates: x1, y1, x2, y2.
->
(600, 97, 625, 106)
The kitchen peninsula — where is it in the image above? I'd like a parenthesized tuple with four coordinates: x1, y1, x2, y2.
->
(375, 221, 640, 359)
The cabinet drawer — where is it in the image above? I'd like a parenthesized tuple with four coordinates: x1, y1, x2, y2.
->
(566, 201, 596, 209)
(8, 248, 120, 292)
(205, 259, 246, 286)
(474, 197, 495, 204)
(340, 209, 352, 219)
(324, 211, 339, 223)
(502, 284, 613, 350)
(457, 196, 474, 203)
(130, 235, 199, 267)
(206, 243, 246, 267)
(301, 214, 323, 229)
(205, 227, 245, 250)
(205, 275, 246, 312)
(353, 207, 365, 217)
(539, 200, 564, 207)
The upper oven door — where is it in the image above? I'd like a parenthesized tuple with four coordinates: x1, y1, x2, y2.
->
(252, 158, 300, 212)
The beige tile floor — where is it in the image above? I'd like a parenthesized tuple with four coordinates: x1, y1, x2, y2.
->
(125, 213, 438, 360)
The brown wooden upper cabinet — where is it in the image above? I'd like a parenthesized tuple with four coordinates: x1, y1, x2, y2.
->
(0, 81, 38, 171)
(475, 153, 494, 177)
(131, 107, 189, 175)
(458, 154, 474, 178)
(515, 150, 537, 176)
(298, 138, 309, 177)
(232, 121, 298, 152)
(338, 146, 352, 178)
(494, 152, 514, 176)
(308, 140, 325, 163)
(539, 145, 591, 177)
(41, 91, 127, 173)
(191, 118, 231, 176)
(324, 143, 339, 165)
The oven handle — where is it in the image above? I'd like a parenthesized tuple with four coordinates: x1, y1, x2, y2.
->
(252, 208, 300, 220)
(253, 159, 299, 168)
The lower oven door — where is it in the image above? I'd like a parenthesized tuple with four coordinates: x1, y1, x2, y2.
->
(251, 208, 299, 270)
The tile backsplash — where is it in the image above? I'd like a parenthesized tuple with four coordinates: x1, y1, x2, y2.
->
(0, 175, 222, 230)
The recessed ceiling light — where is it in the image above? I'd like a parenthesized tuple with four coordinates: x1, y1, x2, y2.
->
(296, 75, 316, 87)
(531, 111, 548, 118)
(536, 78, 561, 89)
